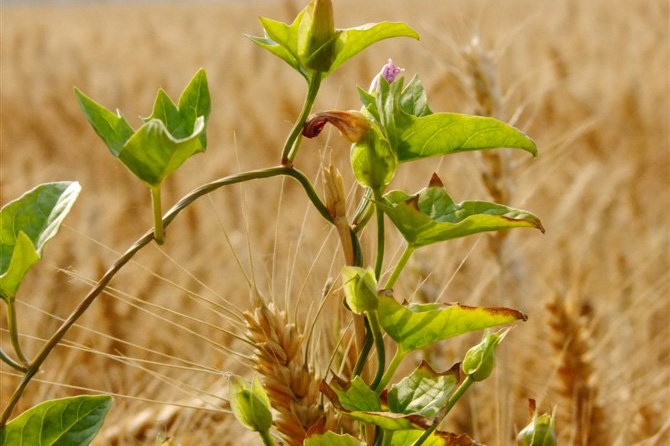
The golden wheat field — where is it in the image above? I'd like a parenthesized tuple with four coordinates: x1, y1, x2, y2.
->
(1, 0, 669, 444)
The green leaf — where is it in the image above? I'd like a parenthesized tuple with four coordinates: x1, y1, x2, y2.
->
(304, 432, 366, 446)
(249, 10, 308, 79)
(342, 266, 378, 314)
(0, 395, 113, 446)
(357, 87, 380, 122)
(74, 88, 134, 156)
(391, 430, 482, 446)
(377, 294, 526, 352)
(398, 75, 433, 118)
(0, 182, 81, 300)
(387, 361, 459, 418)
(119, 117, 206, 187)
(396, 112, 537, 162)
(327, 22, 420, 75)
(321, 377, 432, 431)
(351, 125, 397, 189)
(379, 175, 543, 248)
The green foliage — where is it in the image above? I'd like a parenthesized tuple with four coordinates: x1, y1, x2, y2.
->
(379, 175, 543, 248)
(248, 2, 418, 79)
(350, 125, 397, 189)
(322, 364, 460, 433)
(387, 361, 459, 418)
(305, 432, 366, 446)
(359, 75, 536, 162)
(377, 294, 526, 352)
(0, 396, 112, 446)
(391, 430, 481, 446)
(228, 375, 273, 433)
(75, 69, 210, 188)
(0, 182, 81, 300)
(342, 266, 379, 313)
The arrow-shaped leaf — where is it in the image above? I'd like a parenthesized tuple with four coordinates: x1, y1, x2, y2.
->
(0, 395, 113, 446)
(387, 361, 459, 418)
(377, 294, 526, 352)
(380, 174, 543, 248)
(391, 430, 483, 446)
(0, 182, 81, 300)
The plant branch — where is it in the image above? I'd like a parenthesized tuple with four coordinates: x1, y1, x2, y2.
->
(373, 188, 385, 280)
(150, 186, 165, 245)
(258, 429, 277, 446)
(384, 245, 415, 290)
(367, 310, 385, 390)
(374, 347, 407, 393)
(0, 165, 333, 426)
(6, 298, 29, 367)
(282, 73, 322, 165)
(0, 346, 27, 373)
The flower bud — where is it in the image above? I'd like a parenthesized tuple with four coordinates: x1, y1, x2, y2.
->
(462, 329, 506, 381)
(303, 110, 371, 143)
(517, 400, 557, 446)
(369, 59, 405, 92)
(299, 0, 337, 72)
(227, 374, 273, 433)
(341, 266, 378, 314)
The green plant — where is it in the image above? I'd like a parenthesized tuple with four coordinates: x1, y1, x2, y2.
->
(0, 1, 548, 445)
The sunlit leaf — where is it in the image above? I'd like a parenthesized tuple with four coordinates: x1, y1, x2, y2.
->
(387, 361, 459, 418)
(396, 112, 537, 162)
(0, 395, 113, 446)
(0, 182, 81, 300)
(304, 432, 365, 446)
(327, 22, 419, 75)
(351, 124, 397, 189)
(379, 175, 543, 248)
(342, 266, 378, 314)
(76, 70, 210, 187)
(320, 376, 432, 431)
(377, 294, 526, 352)
(398, 75, 432, 118)
(391, 430, 482, 446)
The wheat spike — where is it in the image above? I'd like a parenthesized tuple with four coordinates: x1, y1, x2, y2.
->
(244, 301, 333, 446)
(546, 294, 610, 446)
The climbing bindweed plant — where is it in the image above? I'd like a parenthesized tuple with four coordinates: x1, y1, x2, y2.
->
(0, 1, 556, 445)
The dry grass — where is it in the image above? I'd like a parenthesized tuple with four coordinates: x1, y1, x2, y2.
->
(1, 0, 668, 445)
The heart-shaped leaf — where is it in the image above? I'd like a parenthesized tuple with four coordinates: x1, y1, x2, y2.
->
(326, 22, 419, 76)
(391, 430, 482, 446)
(387, 361, 459, 419)
(321, 376, 434, 431)
(304, 432, 365, 446)
(75, 69, 210, 187)
(397, 112, 537, 162)
(379, 174, 543, 248)
(0, 182, 81, 300)
(377, 294, 526, 352)
(0, 395, 113, 446)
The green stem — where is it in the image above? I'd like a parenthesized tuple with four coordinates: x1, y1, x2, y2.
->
(367, 310, 386, 392)
(410, 376, 474, 446)
(0, 347, 27, 373)
(151, 186, 164, 245)
(258, 429, 277, 446)
(374, 347, 407, 393)
(382, 430, 394, 446)
(0, 165, 334, 426)
(352, 326, 373, 378)
(384, 245, 415, 290)
(352, 188, 372, 226)
(6, 298, 29, 366)
(373, 188, 385, 280)
(282, 73, 322, 164)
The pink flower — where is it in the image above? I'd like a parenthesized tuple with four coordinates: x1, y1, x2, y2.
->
(369, 59, 405, 92)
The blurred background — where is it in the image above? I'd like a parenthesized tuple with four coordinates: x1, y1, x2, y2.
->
(1, 0, 668, 445)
